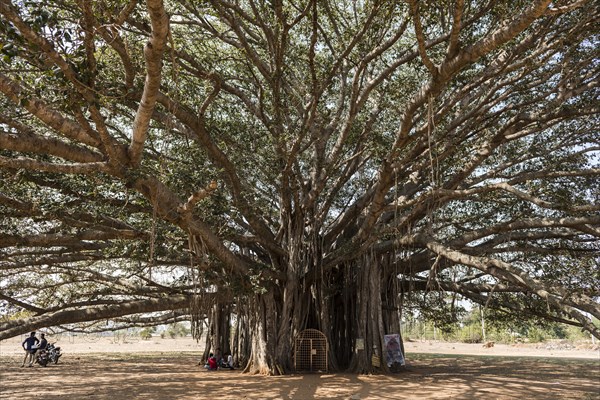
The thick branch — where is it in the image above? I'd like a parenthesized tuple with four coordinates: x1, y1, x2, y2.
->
(128, 0, 169, 167)
(0, 295, 191, 340)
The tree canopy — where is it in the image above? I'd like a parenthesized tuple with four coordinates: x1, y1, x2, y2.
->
(0, 0, 598, 374)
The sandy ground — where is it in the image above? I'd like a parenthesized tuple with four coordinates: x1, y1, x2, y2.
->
(1, 335, 597, 358)
(403, 339, 599, 360)
(0, 336, 598, 399)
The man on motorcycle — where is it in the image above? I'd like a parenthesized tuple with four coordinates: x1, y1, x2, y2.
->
(21, 332, 39, 367)
(35, 333, 48, 355)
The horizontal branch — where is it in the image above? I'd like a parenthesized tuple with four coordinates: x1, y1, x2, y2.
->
(0, 73, 99, 147)
(0, 156, 110, 175)
(0, 121, 104, 163)
(0, 295, 192, 340)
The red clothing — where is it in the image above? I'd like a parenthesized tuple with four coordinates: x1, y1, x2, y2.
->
(208, 357, 218, 370)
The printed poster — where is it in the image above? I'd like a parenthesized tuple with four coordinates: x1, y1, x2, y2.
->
(384, 334, 405, 367)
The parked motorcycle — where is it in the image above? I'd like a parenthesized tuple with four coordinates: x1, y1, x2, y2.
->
(46, 343, 62, 364)
(34, 343, 62, 367)
(35, 349, 49, 367)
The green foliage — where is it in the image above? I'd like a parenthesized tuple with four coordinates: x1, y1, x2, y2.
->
(164, 323, 190, 339)
(139, 327, 155, 340)
(0, 0, 598, 364)
(526, 327, 547, 343)
(0, 308, 34, 322)
(402, 292, 467, 335)
(403, 305, 594, 344)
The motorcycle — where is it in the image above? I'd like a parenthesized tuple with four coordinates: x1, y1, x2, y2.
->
(35, 349, 49, 367)
(34, 343, 62, 367)
(46, 343, 62, 364)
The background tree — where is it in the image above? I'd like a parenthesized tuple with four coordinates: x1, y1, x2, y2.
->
(0, 0, 598, 374)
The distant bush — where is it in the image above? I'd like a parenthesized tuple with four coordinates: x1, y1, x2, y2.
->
(459, 331, 483, 344)
(487, 329, 518, 344)
(140, 328, 154, 340)
(527, 327, 547, 343)
(164, 322, 190, 338)
(401, 311, 596, 344)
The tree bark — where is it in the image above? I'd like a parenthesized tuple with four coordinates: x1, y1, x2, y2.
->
(0, 296, 190, 341)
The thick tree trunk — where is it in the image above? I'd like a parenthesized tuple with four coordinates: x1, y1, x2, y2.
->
(346, 253, 402, 373)
(234, 300, 251, 367)
(216, 303, 232, 354)
(240, 244, 404, 375)
(274, 276, 297, 372)
(243, 292, 281, 374)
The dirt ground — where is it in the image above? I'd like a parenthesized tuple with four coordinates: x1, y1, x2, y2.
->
(1, 336, 598, 399)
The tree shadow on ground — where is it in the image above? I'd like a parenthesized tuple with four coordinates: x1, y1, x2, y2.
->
(0, 354, 598, 399)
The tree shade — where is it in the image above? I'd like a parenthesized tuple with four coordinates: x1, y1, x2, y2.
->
(0, 0, 598, 374)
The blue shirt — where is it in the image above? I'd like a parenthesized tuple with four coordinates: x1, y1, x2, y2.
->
(22, 336, 39, 351)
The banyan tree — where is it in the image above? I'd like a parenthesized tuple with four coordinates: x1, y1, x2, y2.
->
(0, 0, 599, 374)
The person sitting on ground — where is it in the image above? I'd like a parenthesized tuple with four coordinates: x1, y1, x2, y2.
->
(21, 332, 39, 367)
(204, 353, 218, 370)
(220, 352, 234, 370)
(214, 347, 223, 365)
